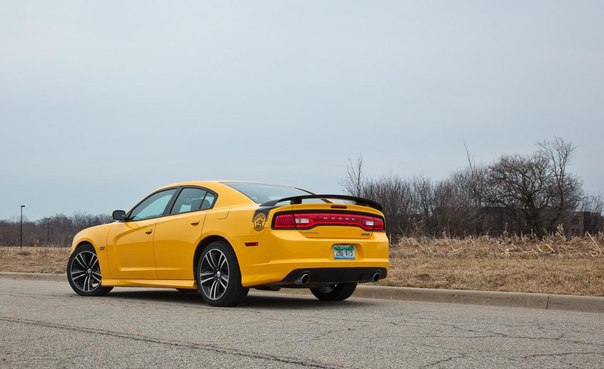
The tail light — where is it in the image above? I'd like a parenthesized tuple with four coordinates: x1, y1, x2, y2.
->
(273, 212, 385, 232)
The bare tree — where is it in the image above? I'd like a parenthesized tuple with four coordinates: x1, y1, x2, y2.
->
(481, 138, 583, 237)
(580, 194, 604, 215)
(411, 176, 434, 217)
(464, 143, 488, 207)
(361, 176, 415, 238)
(537, 137, 582, 229)
(341, 155, 365, 197)
(433, 169, 482, 237)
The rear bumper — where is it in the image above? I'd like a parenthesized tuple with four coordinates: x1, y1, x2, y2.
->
(278, 267, 388, 287)
(236, 228, 389, 287)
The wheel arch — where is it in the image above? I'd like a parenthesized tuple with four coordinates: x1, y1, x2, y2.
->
(193, 235, 235, 275)
(71, 239, 96, 254)
(75, 240, 93, 249)
(70, 236, 110, 279)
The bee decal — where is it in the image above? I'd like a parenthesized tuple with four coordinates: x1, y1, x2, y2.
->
(253, 213, 267, 231)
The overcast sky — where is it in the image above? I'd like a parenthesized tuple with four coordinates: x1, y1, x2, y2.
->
(1, 1, 603, 221)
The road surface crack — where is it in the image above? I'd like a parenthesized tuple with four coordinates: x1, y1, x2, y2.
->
(420, 354, 466, 368)
(519, 351, 602, 359)
(0, 316, 345, 369)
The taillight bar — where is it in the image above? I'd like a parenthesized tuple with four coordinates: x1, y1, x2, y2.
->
(273, 212, 385, 232)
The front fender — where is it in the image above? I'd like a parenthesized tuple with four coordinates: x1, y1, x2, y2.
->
(70, 223, 114, 281)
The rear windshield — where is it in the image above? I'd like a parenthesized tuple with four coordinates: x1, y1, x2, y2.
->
(224, 182, 312, 204)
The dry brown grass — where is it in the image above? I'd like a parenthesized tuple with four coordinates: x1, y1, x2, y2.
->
(1, 234, 603, 296)
(0, 246, 70, 274)
(382, 233, 604, 296)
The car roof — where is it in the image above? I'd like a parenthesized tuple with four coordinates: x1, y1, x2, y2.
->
(158, 180, 284, 189)
(155, 180, 304, 208)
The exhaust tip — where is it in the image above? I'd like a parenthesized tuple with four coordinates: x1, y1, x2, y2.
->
(372, 272, 381, 282)
(299, 273, 310, 284)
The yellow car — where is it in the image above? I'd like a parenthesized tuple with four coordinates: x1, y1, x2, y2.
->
(67, 181, 389, 306)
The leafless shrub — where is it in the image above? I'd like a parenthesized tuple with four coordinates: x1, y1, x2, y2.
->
(343, 137, 599, 239)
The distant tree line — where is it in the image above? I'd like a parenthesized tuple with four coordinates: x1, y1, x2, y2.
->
(0, 213, 112, 246)
(1, 137, 601, 246)
(342, 138, 604, 239)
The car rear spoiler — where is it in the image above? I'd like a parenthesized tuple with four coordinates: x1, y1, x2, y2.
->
(260, 194, 383, 211)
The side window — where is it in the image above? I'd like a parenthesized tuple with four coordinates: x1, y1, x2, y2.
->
(129, 189, 177, 221)
(201, 192, 216, 210)
(170, 188, 216, 215)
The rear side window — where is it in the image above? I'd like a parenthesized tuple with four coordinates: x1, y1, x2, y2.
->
(224, 182, 312, 204)
(170, 187, 216, 215)
(201, 192, 216, 210)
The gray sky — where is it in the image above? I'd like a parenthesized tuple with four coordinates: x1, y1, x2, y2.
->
(1, 1, 603, 221)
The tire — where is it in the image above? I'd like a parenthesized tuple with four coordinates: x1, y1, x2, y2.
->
(67, 244, 113, 296)
(196, 241, 249, 307)
(310, 283, 357, 302)
(176, 288, 197, 293)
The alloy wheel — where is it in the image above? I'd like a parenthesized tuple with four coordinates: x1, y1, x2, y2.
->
(199, 249, 230, 300)
(69, 250, 101, 293)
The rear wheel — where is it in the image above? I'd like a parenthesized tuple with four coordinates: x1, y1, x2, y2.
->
(310, 283, 357, 301)
(67, 244, 113, 296)
(196, 241, 248, 307)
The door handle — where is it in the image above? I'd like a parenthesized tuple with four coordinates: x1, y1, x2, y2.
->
(190, 220, 200, 226)
(145, 229, 153, 234)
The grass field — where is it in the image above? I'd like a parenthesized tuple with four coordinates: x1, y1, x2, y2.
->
(1, 234, 603, 296)
(0, 246, 69, 274)
(383, 233, 604, 296)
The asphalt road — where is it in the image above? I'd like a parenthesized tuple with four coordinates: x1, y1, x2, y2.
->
(0, 278, 602, 369)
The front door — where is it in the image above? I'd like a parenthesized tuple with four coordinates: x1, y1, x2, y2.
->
(106, 188, 177, 279)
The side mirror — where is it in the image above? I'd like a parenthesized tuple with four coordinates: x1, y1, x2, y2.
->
(112, 210, 127, 221)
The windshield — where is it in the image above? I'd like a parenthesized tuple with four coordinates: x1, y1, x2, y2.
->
(223, 182, 313, 204)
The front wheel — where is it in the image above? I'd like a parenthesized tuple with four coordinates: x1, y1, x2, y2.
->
(196, 241, 248, 307)
(310, 283, 357, 301)
(67, 244, 113, 296)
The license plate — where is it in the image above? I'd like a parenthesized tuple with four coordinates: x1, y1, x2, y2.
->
(333, 245, 355, 260)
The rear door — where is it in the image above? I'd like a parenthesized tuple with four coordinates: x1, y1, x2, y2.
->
(153, 187, 217, 279)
